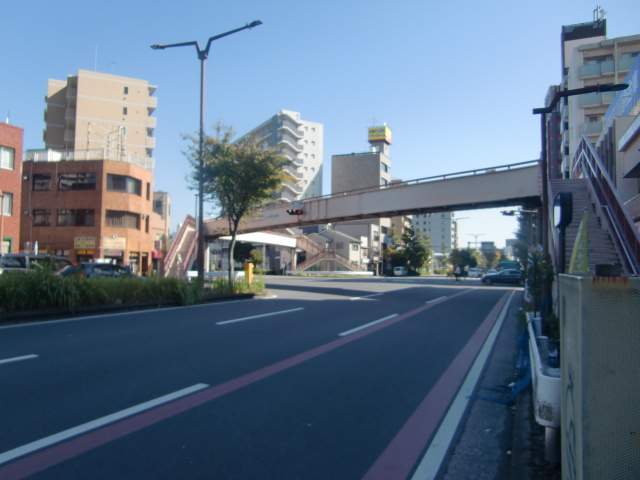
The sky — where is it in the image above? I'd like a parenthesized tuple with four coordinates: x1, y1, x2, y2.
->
(2, 0, 639, 249)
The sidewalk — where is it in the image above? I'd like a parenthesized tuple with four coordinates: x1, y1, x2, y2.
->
(439, 290, 561, 480)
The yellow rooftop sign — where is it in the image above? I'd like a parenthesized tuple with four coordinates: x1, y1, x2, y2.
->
(368, 125, 392, 144)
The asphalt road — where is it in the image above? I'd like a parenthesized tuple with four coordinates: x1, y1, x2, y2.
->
(0, 276, 517, 479)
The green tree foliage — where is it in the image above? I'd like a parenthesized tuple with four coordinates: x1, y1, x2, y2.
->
(483, 249, 501, 269)
(185, 123, 294, 283)
(449, 248, 478, 271)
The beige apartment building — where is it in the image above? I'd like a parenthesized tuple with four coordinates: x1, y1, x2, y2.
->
(44, 69, 157, 160)
(20, 70, 160, 274)
(552, 16, 640, 177)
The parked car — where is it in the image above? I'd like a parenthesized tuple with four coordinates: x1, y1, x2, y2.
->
(468, 268, 481, 278)
(480, 268, 524, 286)
(57, 262, 140, 279)
(0, 253, 72, 275)
(393, 266, 408, 276)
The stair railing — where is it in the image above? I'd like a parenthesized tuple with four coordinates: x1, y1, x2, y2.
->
(572, 137, 640, 275)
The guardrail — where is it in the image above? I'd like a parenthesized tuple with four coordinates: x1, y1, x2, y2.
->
(573, 137, 640, 275)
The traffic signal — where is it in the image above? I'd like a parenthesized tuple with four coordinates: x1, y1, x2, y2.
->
(287, 209, 303, 216)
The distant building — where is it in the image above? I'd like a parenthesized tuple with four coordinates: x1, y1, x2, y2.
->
(411, 212, 453, 254)
(151, 191, 171, 275)
(238, 110, 323, 202)
(20, 70, 158, 274)
(0, 121, 23, 253)
(331, 125, 393, 274)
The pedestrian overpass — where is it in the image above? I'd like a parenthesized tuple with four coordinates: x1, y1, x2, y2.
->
(202, 160, 541, 238)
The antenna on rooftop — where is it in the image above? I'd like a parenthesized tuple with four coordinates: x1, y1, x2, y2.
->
(593, 5, 606, 21)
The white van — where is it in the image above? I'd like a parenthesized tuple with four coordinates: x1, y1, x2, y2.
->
(393, 266, 408, 276)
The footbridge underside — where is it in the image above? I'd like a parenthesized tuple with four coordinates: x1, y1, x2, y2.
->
(204, 161, 541, 238)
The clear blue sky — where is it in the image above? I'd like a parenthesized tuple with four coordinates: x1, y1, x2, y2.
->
(3, 0, 639, 248)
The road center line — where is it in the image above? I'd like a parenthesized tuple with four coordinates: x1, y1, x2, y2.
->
(426, 296, 447, 304)
(350, 293, 383, 301)
(0, 355, 39, 365)
(0, 383, 208, 467)
(338, 315, 398, 337)
(216, 307, 304, 325)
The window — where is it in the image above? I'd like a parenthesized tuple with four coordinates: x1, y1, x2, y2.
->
(1, 146, 15, 170)
(33, 174, 51, 191)
(124, 86, 129, 94)
(1, 192, 12, 216)
(57, 209, 94, 226)
(58, 172, 96, 191)
(146, 182, 150, 200)
(153, 200, 163, 214)
(107, 174, 141, 196)
(123, 107, 128, 115)
(32, 209, 51, 226)
(381, 163, 389, 173)
(105, 210, 140, 229)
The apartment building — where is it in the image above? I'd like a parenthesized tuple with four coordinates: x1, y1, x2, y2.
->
(0, 122, 23, 253)
(331, 125, 393, 274)
(548, 14, 640, 177)
(238, 110, 323, 202)
(411, 212, 453, 254)
(19, 70, 158, 274)
(45, 69, 157, 160)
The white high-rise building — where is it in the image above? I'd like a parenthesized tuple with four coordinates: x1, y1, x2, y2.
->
(238, 110, 323, 202)
(411, 212, 453, 254)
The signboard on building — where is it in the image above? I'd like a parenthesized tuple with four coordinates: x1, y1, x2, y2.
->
(74, 236, 96, 249)
(103, 236, 127, 250)
(368, 125, 392, 144)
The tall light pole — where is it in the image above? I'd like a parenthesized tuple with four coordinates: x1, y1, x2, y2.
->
(532, 83, 628, 259)
(151, 20, 263, 280)
(533, 82, 628, 316)
(467, 233, 485, 249)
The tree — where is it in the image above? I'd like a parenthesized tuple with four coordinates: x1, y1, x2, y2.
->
(449, 248, 478, 272)
(399, 222, 431, 274)
(185, 123, 294, 284)
(483, 249, 501, 269)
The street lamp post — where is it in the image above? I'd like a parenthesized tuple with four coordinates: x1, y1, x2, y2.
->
(151, 20, 263, 280)
(533, 82, 628, 316)
(467, 233, 485, 249)
(532, 83, 628, 259)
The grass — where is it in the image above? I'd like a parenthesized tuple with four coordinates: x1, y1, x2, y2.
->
(0, 270, 265, 318)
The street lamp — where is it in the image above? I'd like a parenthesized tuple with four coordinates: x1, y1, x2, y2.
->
(151, 20, 263, 280)
(467, 233, 485, 249)
(533, 83, 628, 257)
(533, 82, 628, 316)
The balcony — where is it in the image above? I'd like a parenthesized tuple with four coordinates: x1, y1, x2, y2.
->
(578, 59, 614, 78)
(581, 121, 603, 135)
(146, 116, 157, 129)
(65, 108, 77, 121)
(578, 91, 617, 107)
(278, 123, 303, 139)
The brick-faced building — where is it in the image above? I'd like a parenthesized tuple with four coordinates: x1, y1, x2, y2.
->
(0, 121, 23, 253)
(21, 149, 154, 275)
